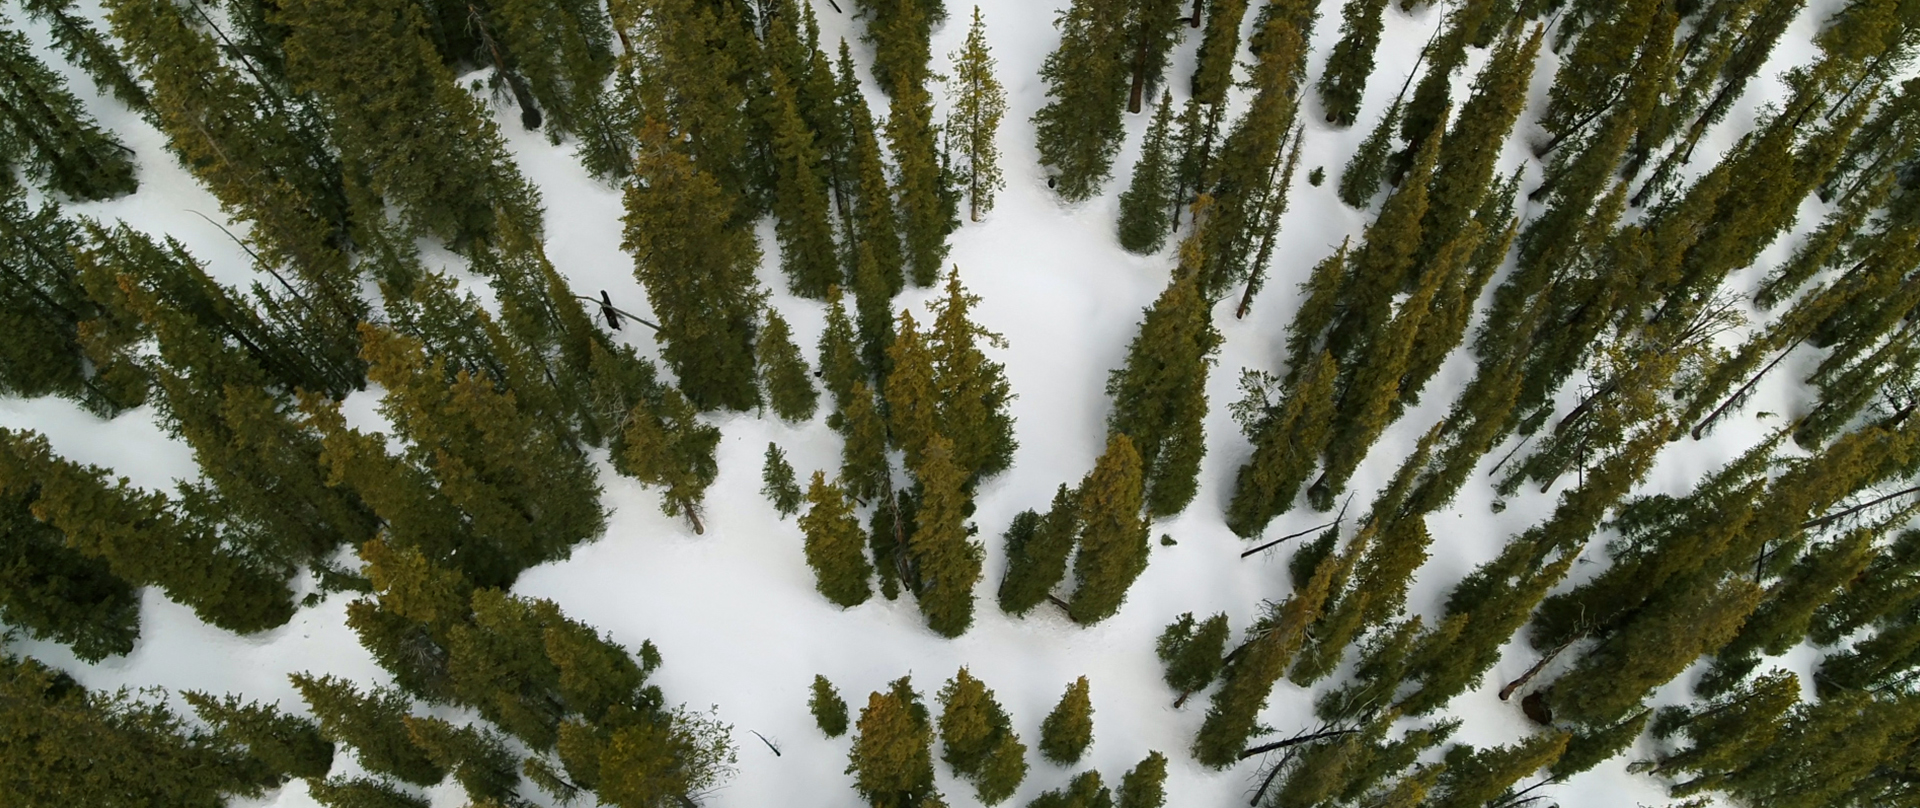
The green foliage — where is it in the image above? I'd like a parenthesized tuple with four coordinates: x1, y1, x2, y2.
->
(1189, 0, 1247, 104)
(1039, 677, 1094, 764)
(1107, 274, 1220, 516)
(948, 7, 1007, 221)
(0, 18, 138, 200)
(889, 77, 957, 287)
(291, 673, 443, 786)
(480, 0, 626, 176)
(1338, 101, 1400, 207)
(1034, 0, 1130, 201)
(757, 309, 820, 423)
(18, 0, 148, 113)
(907, 436, 983, 637)
(1317, 0, 1390, 127)
(305, 777, 428, 808)
(1550, 709, 1649, 779)
(998, 486, 1081, 616)
(1117, 751, 1168, 808)
(766, 67, 842, 300)
(811, 675, 850, 737)
(1426, 733, 1569, 808)
(848, 678, 939, 808)
(1069, 435, 1149, 624)
(0, 477, 140, 660)
(937, 667, 1026, 803)
(819, 289, 869, 421)
(1118, 91, 1179, 254)
(1028, 769, 1111, 808)
(839, 42, 908, 293)
(762, 443, 805, 517)
(623, 125, 765, 411)
(801, 472, 876, 608)
(841, 381, 893, 504)
(1156, 612, 1229, 695)
(0, 190, 140, 415)
(617, 385, 721, 534)
(1194, 546, 1345, 767)
(1226, 351, 1338, 537)
(184, 691, 334, 782)
(404, 716, 521, 802)
(928, 269, 1018, 486)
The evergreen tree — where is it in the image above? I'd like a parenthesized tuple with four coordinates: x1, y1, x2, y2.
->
(1039, 677, 1095, 764)
(1125, 0, 1185, 113)
(0, 19, 138, 200)
(908, 436, 983, 637)
(890, 78, 957, 287)
(1417, 26, 1541, 266)
(18, 0, 149, 113)
(757, 309, 819, 423)
(0, 487, 140, 661)
(1549, 709, 1650, 779)
(623, 124, 765, 411)
(1028, 771, 1112, 808)
(1116, 751, 1168, 808)
(183, 692, 334, 783)
(998, 486, 1082, 616)
(620, 0, 756, 206)
(617, 385, 720, 535)
(1426, 734, 1569, 808)
(975, 730, 1029, 805)
(1068, 435, 1150, 624)
(1107, 274, 1220, 516)
(767, 66, 842, 300)
(403, 716, 520, 802)
(1156, 612, 1229, 698)
(937, 667, 1023, 799)
(839, 42, 909, 292)
(1034, 0, 1131, 202)
(305, 777, 428, 808)
(841, 381, 894, 504)
(801, 472, 876, 608)
(479, 0, 627, 176)
(858, 0, 942, 98)
(1194, 17, 1306, 301)
(928, 269, 1018, 486)
(812, 675, 851, 737)
(0, 428, 295, 634)
(1118, 91, 1179, 254)
(847, 678, 938, 808)
(762, 443, 804, 517)
(1317, 0, 1390, 126)
(1338, 100, 1402, 207)
(887, 311, 942, 469)
(291, 674, 443, 787)
(0, 189, 142, 414)
(853, 240, 902, 374)
(1189, 0, 1247, 104)
(948, 7, 1008, 221)
(1225, 351, 1338, 537)
(820, 288, 869, 421)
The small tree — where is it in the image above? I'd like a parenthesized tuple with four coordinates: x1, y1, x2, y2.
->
(998, 486, 1081, 616)
(1118, 91, 1178, 254)
(1039, 677, 1094, 764)
(1068, 435, 1149, 625)
(848, 679, 938, 808)
(1156, 612, 1229, 698)
(762, 443, 804, 517)
(947, 7, 1007, 221)
(757, 309, 819, 422)
(184, 692, 334, 783)
(800, 471, 876, 608)
(811, 675, 850, 737)
(907, 436, 983, 637)
(1117, 751, 1169, 808)
(290, 674, 443, 787)
(618, 386, 720, 534)
(1029, 770, 1110, 808)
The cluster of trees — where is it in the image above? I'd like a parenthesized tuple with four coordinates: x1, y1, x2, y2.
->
(822, 668, 1166, 808)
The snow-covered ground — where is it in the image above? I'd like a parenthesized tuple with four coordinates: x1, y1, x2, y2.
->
(4, 0, 1874, 805)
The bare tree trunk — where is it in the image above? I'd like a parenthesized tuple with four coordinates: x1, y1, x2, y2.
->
(1190, 0, 1204, 27)
(684, 502, 705, 535)
(1499, 640, 1575, 702)
(1238, 727, 1359, 760)
(1803, 484, 1920, 530)
(1692, 340, 1801, 440)
(469, 2, 543, 130)
(1241, 518, 1341, 559)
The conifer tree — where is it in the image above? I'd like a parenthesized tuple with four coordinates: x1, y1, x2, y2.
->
(620, 0, 755, 206)
(291, 674, 443, 787)
(847, 678, 938, 808)
(886, 310, 942, 470)
(0, 190, 141, 414)
(998, 486, 1082, 616)
(937, 668, 1024, 801)
(802, 472, 876, 608)
(1156, 612, 1229, 698)
(908, 436, 984, 637)
(1226, 351, 1338, 537)
(0, 488, 140, 661)
(1107, 274, 1220, 516)
(757, 309, 819, 423)
(890, 78, 957, 286)
(19, 0, 149, 113)
(623, 123, 765, 411)
(1125, 0, 1185, 114)
(1117, 752, 1168, 808)
(1189, 0, 1247, 104)
(479, 0, 626, 176)
(859, 0, 942, 98)
(1068, 435, 1150, 624)
(1194, 17, 1306, 301)
(839, 42, 909, 291)
(842, 381, 894, 504)
(1039, 677, 1095, 764)
(0, 428, 295, 634)
(852, 241, 902, 374)
(1119, 91, 1179, 254)
(819, 289, 868, 421)
(1426, 734, 1569, 808)
(762, 443, 804, 517)
(812, 675, 851, 737)
(1029, 771, 1111, 808)
(403, 716, 520, 803)
(928, 269, 1018, 485)
(767, 66, 843, 300)
(1418, 26, 1541, 266)
(0, 19, 138, 200)
(1549, 709, 1650, 779)
(1034, 0, 1131, 202)
(1318, 0, 1390, 126)
(1339, 100, 1402, 207)
(305, 777, 428, 808)
(948, 7, 1007, 221)
(618, 385, 721, 535)
(183, 692, 335, 783)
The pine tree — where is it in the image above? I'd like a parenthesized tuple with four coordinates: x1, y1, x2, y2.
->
(1068, 435, 1150, 624)
(1029, 771, 1112, 808)
(291, 674, 443, 787)
(18, 0, 149, 113)
(890, 78, 957, 286)
(801, 472, 876, 608)
(183, 692, 334, 783)
(886, 310, 941, 468)
(928, 269, 1018, 486)
(937, 667, 1020, 784)
(1039, 677, 1095, 764)
(305, 777, 428, 808)
(1107, 274, 1220, 516)
(1417, 25, 1541, 266)
(1549, 709, 1650, 779)
(1034, 0, 1131, 202)
(757, 309, 820, 423)
(839, 42, 909, 292)
(812, 675, 851, 737)
(1116, 751, 1168, 808)
(767, 66, 843, 300)
(820, 288, 869, 421)
(847, 679, 938, 808)
(1425, 734, 1569, 808)
(480, 0, 627, 176)
(762, 443, 804, 517)
(1225, 351, 1338, 537)
(1125, 0, 1185, 114)
(620, 0, 756, 206)
(1156, 612, 1229, 698)
(1338, 100, 1402, 207)
(948, 7, 1008, 221)
(842, 381, 894, 504)
(403, 716, 520, 802)
(1118, 91, 1179, 254)
(908, 436, 984, 637)
(623, 123, 765, 412)
(0, 487, 140, 661)
(1189, 0, 1247, 104)
(853, 240, 902, 374)
(0, 19, 138, 200)
(998, 485, 1082, 616)
(1317, 0, 1390, 126)
(1193, 15, 1305, 302)
(617, 385, 721, 535)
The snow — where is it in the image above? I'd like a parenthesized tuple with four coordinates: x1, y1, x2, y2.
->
(5, 1, 1893, 806)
